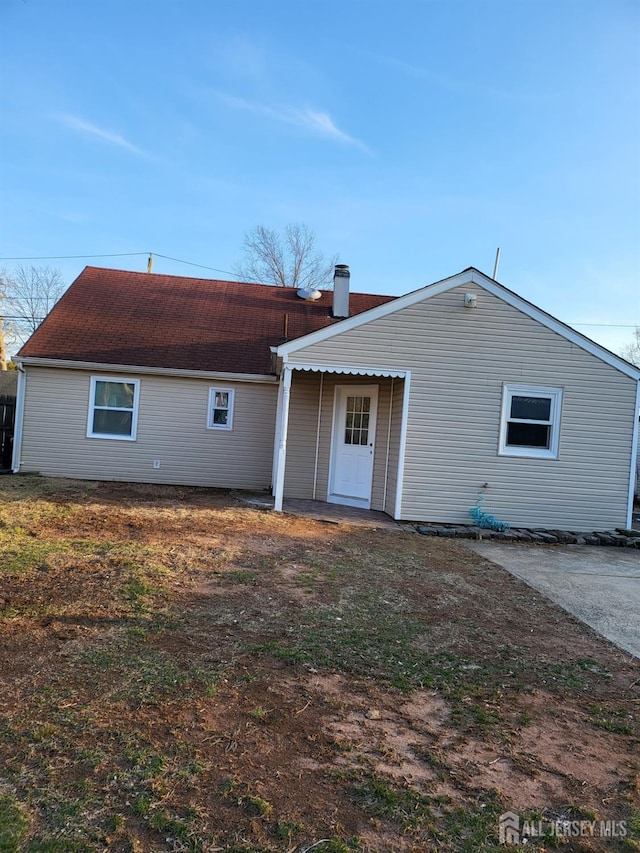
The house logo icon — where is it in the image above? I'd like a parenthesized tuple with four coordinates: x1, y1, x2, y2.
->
(499, 812, 520, 845)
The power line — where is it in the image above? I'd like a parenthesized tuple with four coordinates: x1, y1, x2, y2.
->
(0, 252, 637, 326)
(0, 250, 240, 280)
(571, 323, 638, 329)
(0, 252, 147, 261)
(150, 253, 238, 278)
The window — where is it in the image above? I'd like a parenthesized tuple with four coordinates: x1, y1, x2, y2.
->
(499, 384, 562, 458)
(344, 395, 370, 445)
(87, 377, 139, 440)
(208, 388, 234, 430)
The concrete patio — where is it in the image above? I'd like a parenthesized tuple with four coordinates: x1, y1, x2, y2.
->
(232, 491, 400, 529)
(465, 541, 640, 659)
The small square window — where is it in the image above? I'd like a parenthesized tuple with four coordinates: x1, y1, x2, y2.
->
(499, 384, 562, 459)
(208, 388, 234, 430)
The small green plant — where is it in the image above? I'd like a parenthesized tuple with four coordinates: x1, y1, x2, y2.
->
(589, 705, 634, 735)
(275, 819, 304, 839)
(565, 804, 598, 821)
(0, 793, 29, 852)
(353, 774, 434, 830)
(109, 813, 126, 832)
(220, 779, 273, 819)
(250, 705, 271, 722)
(298, 566, 320, 590)
(121, 575, 153, 610)
(132, 795, 152, 816)
(623, 810, 640, 849)
(314, 839, 361, 852)
(443, 792, 505, 852)
(224, 569, 257, 585)
(245, 795, 273, 818)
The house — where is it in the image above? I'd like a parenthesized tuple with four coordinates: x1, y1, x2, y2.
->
(12, 264, 640, 530)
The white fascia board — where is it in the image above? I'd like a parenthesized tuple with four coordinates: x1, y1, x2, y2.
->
(276, 267, 640, 381)
(18, 357, 278, 384)
(473, 273, 640, 380)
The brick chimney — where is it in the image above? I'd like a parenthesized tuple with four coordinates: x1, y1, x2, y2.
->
(332, 264, 350, 318)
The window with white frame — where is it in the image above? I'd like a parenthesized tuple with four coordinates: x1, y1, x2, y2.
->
(499, 384, 562, 458)
(87, 377, 139, 440)
(208, 388, 234, 430)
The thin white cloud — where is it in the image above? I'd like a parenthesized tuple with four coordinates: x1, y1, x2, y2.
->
(369, 52, 548, 102)
(216, 92, 371, 154)
(55, 113, 149, 157)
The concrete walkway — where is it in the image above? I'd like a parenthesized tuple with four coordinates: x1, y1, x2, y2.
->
(465, 542, 640, 659)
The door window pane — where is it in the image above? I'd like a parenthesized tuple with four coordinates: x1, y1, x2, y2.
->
(344, 396, 370, 446)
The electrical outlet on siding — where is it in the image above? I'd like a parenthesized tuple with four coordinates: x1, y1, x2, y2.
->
(152, 460, 161, 469)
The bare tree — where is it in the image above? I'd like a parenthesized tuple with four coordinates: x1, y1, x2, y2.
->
(0, 266, 67, 362)
(235, 223, 338, 290)
(621, 328, 640, 367)
(0, 265, 67, 356)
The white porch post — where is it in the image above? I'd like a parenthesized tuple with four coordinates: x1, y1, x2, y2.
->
(393, 371, 411, 520)
(273, 366, 292, 512)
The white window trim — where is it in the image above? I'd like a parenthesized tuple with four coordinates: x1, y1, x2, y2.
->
(87, 376, 140, 441)
(207, 387, 234, 430)
(498, 383, 562, 459)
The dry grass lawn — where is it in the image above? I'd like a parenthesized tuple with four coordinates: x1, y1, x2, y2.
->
(0, 475, 639, 852)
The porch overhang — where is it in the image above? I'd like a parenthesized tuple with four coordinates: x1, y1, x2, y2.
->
(272, 362, 411, 518)
(287, 363, 407, 379)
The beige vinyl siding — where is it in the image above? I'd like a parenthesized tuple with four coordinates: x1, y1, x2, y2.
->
(287, 284, 637, 529)
(20, 367, 277, 489)
(284, 373, 395, 511)
(283, 372, 322, 499)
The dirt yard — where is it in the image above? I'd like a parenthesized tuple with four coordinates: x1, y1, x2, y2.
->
(0, 476, 638, 852)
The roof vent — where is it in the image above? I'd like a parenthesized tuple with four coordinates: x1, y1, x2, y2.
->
(296, 288, 322, 301)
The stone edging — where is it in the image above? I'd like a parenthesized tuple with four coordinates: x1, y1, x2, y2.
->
(414, 524, 640, 547)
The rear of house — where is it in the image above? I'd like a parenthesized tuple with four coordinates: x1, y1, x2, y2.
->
(12, 265, 640, 531)
(16, 367, 278, 489)
(274, 270, 640, 530)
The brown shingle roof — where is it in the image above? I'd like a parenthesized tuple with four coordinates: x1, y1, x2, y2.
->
(19, 266, 395, 375)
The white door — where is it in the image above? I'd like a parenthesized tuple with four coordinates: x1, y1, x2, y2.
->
(328, 385, 378, 508)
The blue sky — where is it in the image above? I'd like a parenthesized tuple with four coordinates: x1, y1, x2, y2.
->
(1, 0, 639, 355)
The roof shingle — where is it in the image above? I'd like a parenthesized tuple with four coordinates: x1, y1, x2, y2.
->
(19, 266, 395, 375)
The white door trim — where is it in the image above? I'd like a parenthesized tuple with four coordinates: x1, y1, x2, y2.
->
(328, 384, 379, 509)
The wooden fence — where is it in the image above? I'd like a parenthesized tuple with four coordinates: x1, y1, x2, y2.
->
(0, 394, 16, 471)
